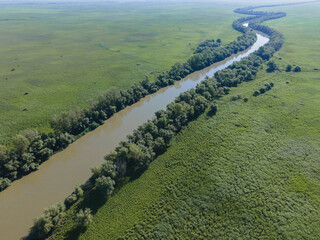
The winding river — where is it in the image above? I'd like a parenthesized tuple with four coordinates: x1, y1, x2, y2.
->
(0, 32, 269, 240)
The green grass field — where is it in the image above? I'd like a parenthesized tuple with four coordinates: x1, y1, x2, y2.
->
(0, 2, 242, 144)
(49, 2, 320, 239)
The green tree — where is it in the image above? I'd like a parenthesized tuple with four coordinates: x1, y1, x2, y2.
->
(286, 64, 292, 72)
(30, 215, 53, 239)
(76, 208, 93, 228)
(12, 134, 30, 155)
(294, 66, 301, 72)
(153, 137, 166, 154)
(95, 176, 115, 195)
(266, 60, 278, 72)
(30, 203, 65, 239)
(0, 178, 11, 191)
(64, 194, 78, 208)
(100, 160, 117, 179)
(21, 129, 39, 142)
(0, 145, 8, 165)
(253, 90, 260, 96)
(210, 102, 218, 114)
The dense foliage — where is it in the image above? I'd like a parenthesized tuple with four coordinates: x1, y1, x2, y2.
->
(0, 132, 74, 191)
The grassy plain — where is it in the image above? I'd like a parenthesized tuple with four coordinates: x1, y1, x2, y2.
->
(50, 2, 320, 239)
(0, 2, 241, 143)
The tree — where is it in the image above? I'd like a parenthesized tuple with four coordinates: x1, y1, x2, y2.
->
(0, 145, 8, 165)
(286, 64, 292, 72)
(210, 102, 218, 114)
(64, 193, 78, 208)
(153, 137, 166, 154)
(266, 60, 278, 72)
(0, 178, 11, 191)
(76, 208, 93, 228)
(259, 87, 266, 94)
(188, 54, 202, 71)
(21, 129, 39, 142)
(264, 83, 271, 91)
(294, 66, 301, 72)
(194, 96, 208, 116)
(30, 215, 53, 239)
(171, 103, 183, 117)
(253, 90, 260, 96)
(12, 134, 30, 155)
(100, 160, 117, 179)
(95, 176, 115, 195)
(158, 129, 174, 144)
(30, 203, 65, 239)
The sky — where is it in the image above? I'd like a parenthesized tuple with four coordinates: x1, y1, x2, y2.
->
(1, 0, 317, 3)
(1, 0, 318, 7)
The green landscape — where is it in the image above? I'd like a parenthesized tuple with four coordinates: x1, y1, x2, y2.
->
(50, 2, 320, 239)
(0, 0, 319, 239)
(0, 2, 240, 144)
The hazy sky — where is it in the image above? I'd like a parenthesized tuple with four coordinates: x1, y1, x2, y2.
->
(1, 0, 318, 8)
(1, 0, 317, 3)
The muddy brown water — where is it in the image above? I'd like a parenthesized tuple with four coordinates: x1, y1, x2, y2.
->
(0, 33, 268, 240)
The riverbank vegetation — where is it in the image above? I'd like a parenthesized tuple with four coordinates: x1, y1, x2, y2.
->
(47, 2, 320, 239)
(25, 3, 296, 239)
(0, 4, 257, 191)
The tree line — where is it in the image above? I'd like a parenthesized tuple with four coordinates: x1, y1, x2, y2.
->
(28, 4, 288, 237)
(0, 18, 257, 192)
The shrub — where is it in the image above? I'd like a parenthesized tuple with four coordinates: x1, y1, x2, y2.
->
(0, 178, 11, 191)
(231, 94, 242, 101)
(259, 88, 266, 94)
(264, 83, 271, 91)
(153, 137, 166, 155)
(30, 203, 65, 239)
(266, 60, 279, 72)
(294, 66, 301, 72)
(64, 194, 78, 208)
(286, 64, 292, 72)
(253, 90, 260, 96)
(76, 208, 93, 228)
(244, 97, 248, 102)
(210, 102, 218, 114)
(95, 176, 115, 196)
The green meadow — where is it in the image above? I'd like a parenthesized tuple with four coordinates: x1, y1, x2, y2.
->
(0, 2, 241, 144)
(50, 2, 320, 239)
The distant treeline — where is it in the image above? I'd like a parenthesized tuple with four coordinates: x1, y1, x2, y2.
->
(28, 5, 287, 239)
(0, 17, 257, 192)
(0, 19, 25, 21)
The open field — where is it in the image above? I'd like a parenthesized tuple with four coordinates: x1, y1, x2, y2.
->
(0, 2, 242, 144)
(49, 2, 320, 239)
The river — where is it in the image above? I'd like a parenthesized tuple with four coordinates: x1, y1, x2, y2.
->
(0, 33, 269, 240)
